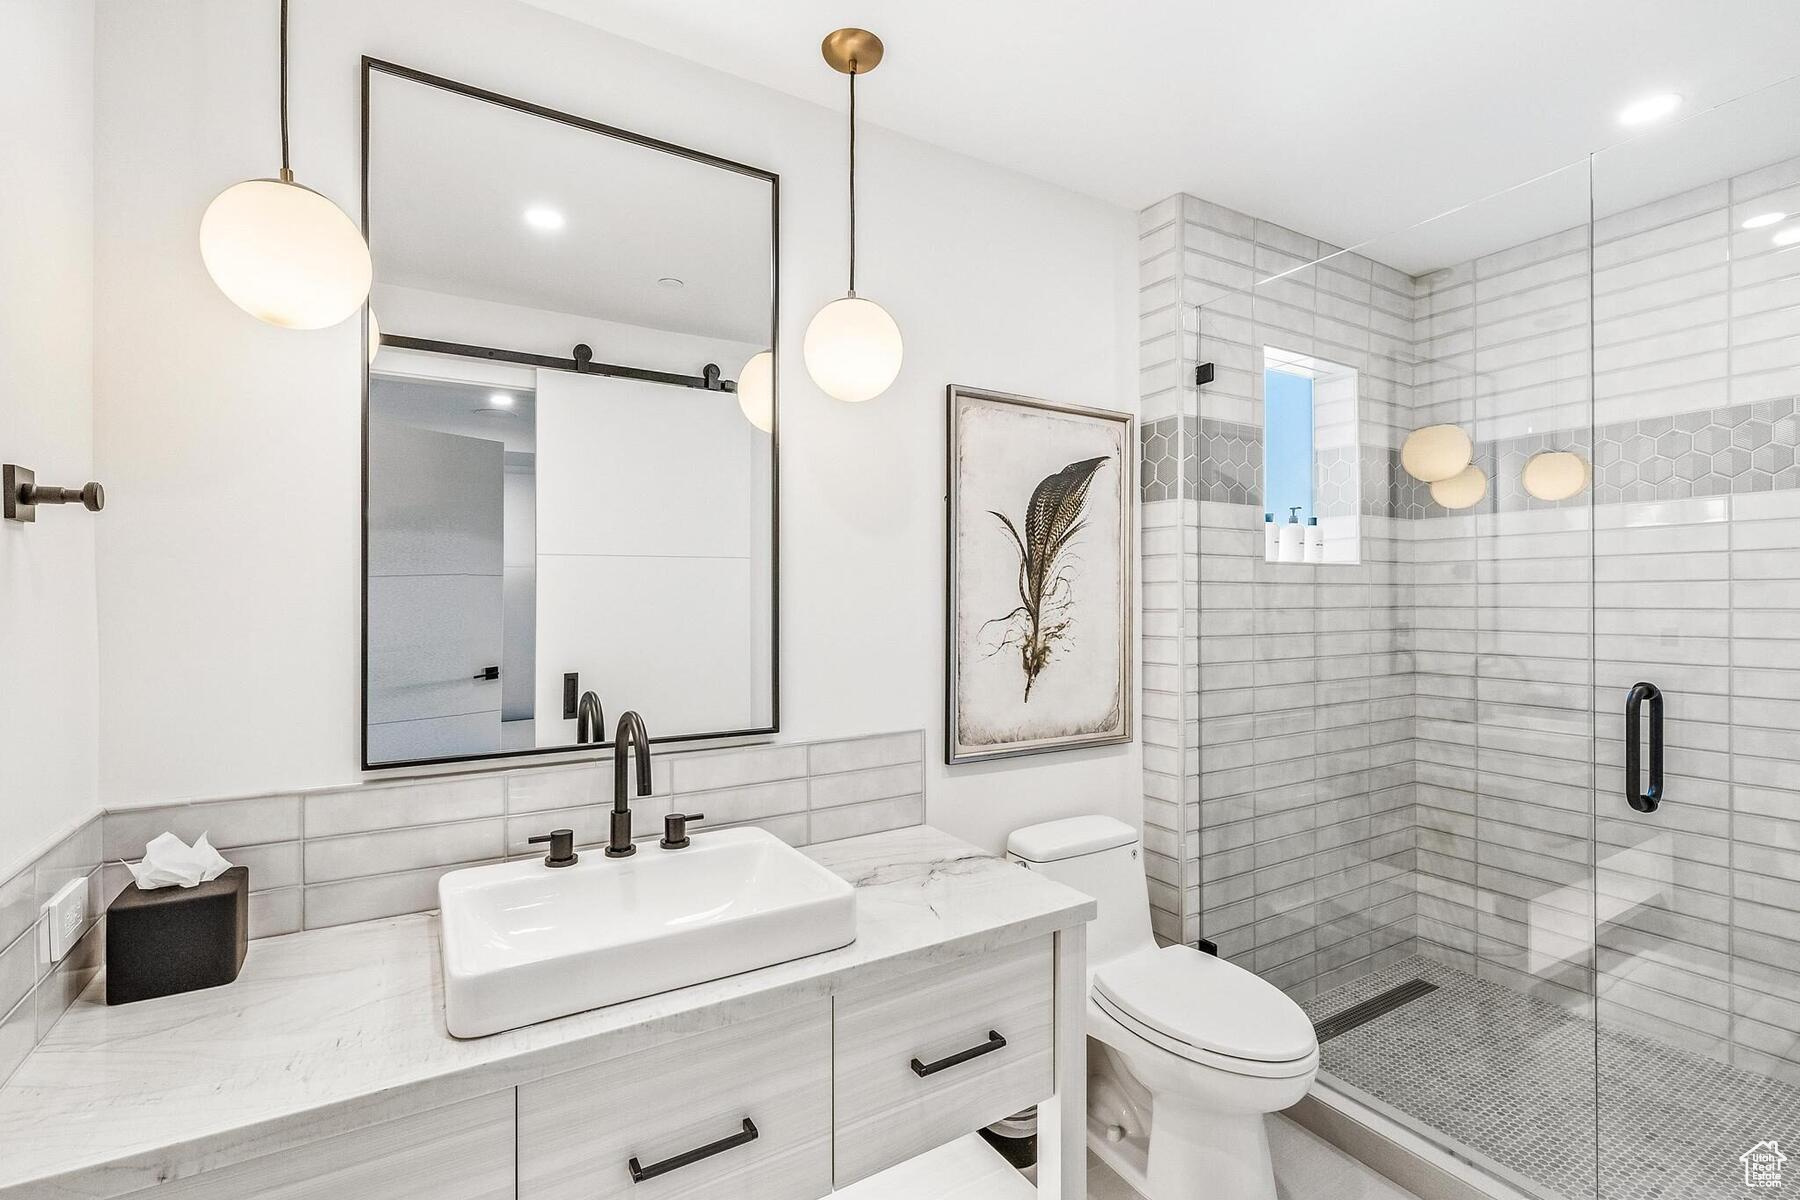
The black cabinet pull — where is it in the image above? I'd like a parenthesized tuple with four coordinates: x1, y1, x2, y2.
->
(472, 666, 499, 681)
(627, 1118, 758, 1183)
(910, 1030, 1007, 1078)
(1625, 681, 1664, 814)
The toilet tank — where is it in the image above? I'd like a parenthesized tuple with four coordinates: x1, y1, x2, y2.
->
(1007, 816, 1156, 968)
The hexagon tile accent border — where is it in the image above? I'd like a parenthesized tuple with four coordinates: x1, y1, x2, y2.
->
(1139, 398, 1800, 515)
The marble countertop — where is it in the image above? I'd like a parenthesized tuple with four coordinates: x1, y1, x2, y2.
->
(0, 826, 1093, 1200)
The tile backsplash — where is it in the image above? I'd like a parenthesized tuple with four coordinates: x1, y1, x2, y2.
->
(0, 819, 105, 1088)
(1, 730, 925, 1085)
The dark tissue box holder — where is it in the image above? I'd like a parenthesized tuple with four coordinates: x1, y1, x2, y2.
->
(106, 865, 249, 1005)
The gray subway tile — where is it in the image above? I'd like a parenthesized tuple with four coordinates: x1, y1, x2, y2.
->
(304, 819, 504, 884)
(669, 746, 807, 793)
(307, 777, 503, 838)
(104, 796, 299, 859)
(806, 731, 923, 776)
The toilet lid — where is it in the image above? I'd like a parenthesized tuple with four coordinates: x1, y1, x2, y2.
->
(1092, 945, 1316, 1064)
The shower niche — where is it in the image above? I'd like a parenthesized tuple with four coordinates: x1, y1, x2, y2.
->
(1261, 345, 1361, 565)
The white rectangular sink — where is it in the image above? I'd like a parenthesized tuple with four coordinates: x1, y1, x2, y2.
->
(438, 826, 857, 1038)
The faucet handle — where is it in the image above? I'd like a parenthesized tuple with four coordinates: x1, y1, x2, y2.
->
(660, 812, 705, 850)
(528, 828, 579, 868)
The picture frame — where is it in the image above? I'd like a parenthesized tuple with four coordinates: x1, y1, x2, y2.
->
(945, 385, 1134, 765)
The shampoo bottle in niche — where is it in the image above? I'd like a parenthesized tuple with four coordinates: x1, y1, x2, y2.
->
(1263, 513, 1278, 561)
(1278, 507, 1304, 563)
(1305, 516, 1324, 563)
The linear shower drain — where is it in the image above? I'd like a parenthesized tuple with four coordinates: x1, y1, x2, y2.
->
(1313, 978, 1439, 1043)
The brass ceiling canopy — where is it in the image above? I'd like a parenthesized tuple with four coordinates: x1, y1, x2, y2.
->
(821, 27, 884, 75)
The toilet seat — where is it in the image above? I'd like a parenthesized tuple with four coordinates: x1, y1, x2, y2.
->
(1091, 945, 1318, 1080)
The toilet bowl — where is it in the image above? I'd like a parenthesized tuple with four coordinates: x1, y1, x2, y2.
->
(1008, 816, 1318, 1200)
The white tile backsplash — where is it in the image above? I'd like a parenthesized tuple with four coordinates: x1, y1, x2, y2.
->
(301, 819, 506, 885)
(306, 777, 504, 838)
(79, 731, 929, 947)
(807, 731, 924, 776)
(667, 745, 808, 792)
(103, 795, 301, 858)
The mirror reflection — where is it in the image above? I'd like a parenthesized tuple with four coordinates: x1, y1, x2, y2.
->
(362, 63, 777, 767)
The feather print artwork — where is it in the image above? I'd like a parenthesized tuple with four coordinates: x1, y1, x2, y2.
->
(984, 456, 1109, 701)
(947, 386, 1131, 764)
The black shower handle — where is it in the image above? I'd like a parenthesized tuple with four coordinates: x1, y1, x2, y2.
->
(1625, 682, 1663, 814)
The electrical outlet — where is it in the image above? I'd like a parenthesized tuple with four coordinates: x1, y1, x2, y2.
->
(38, 877, 86, 965)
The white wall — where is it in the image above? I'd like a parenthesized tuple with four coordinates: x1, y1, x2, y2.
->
(0, 0, 99, 879)
(91, 0, 1140, 852)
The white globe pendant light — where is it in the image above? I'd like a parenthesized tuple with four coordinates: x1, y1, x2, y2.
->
(1431, 464, 1489, 510)
(1521, 450, 1589, 502)
(1401, 424, 1474, 483)
(736, 350, 775, 432)
(199, 0, 371, 329)
(804, 298, 900, 404)
(804, 29, 903, 404)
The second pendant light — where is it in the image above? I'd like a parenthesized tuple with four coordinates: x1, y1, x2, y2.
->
(805, 28, 903, 405)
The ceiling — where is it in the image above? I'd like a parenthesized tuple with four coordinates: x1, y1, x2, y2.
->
(517, 0, 1800, 273)
(367, 67, 773, 344)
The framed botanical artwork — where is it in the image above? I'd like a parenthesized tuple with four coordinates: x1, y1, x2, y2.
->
(945, 385, 1134, 764)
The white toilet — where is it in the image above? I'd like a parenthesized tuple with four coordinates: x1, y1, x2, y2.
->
(1007, 816, 1318, 1200)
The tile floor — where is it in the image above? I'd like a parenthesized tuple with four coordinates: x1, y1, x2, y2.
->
(1087, 1114, 1423, 1200)
(1306, 955, 1800, 1199)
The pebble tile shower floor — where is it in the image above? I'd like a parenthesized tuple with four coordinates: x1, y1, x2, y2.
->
(1304, 956, 1800, 1199)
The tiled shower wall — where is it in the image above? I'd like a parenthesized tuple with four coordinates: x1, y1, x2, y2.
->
(1138, 194, 1420, 991)
(0, 729, 925, 1085)
(1140, 151, 1800, 1083)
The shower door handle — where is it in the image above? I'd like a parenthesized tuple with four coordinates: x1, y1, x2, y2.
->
(1625, 682, 1663, 814)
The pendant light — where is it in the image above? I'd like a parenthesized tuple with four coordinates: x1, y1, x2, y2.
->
(1521, 450, 1589, 501)
(1400, 424, 1473, 483)
(736, 350, 775, 433)
(1431, 464, 1489, 510)
(200, 0, 372, 329)
(804, 28, 903, 404)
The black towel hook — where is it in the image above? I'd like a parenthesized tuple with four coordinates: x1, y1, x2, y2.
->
(4, 464, 105, 524)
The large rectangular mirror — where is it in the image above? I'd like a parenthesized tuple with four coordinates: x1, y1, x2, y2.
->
(361, 61, 778, 769)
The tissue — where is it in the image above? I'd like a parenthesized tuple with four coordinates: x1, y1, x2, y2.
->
(126, 832, 234, 890)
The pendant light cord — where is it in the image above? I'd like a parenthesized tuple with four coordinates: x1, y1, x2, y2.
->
(278, 0, 292, 181)
(847, 63, 858, 296)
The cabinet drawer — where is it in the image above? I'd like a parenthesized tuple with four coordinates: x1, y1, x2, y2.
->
(832, 937, 1055, 1186)
(519, 1000, 833, 1200)
(121, 1092, 515, 1200)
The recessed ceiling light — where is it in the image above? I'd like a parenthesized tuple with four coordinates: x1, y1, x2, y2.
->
(1773, 225, 1800, 248)
(657, 277, 684, 289)
(1617, 92, 1682, 127)
(488, 392, 516, 408)
(1742, 211, 1788, 230)
(523, 206, 565, 232)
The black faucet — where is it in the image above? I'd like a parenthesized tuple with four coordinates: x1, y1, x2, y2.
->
(576, 691, 604, 744)
(608, 711, 652, 858)
(528, 828, 578, 868)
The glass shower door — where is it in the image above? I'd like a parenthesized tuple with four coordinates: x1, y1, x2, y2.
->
(1241, 158, 1609, 1200)
(1586, 77, 1800, 1199)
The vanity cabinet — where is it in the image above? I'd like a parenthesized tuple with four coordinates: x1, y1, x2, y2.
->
(120, 1093, 515, 1200)
(518, 1001, 834, 1200)
(518, 936, 1060, 1199)
(0, 830, 1091, 1200)
(832, 937, 1054, 1186)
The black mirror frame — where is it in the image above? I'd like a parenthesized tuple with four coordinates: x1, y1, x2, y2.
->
(358, 57, 780, 772)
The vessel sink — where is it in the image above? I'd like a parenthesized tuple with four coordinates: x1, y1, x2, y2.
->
(438, 826, 857, 1038)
